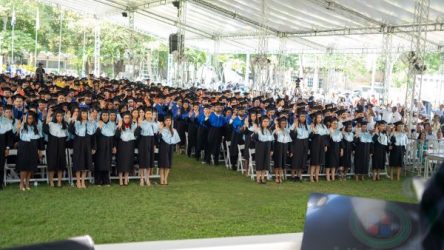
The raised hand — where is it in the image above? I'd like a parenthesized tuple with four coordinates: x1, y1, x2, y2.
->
(16, 119, 22, 130)
(46, 110, 53, 124)
(98, 120, 104, 129)
(117, 119, 123, 129)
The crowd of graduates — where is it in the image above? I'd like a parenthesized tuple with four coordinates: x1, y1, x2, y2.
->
(0, 72, 412, 191)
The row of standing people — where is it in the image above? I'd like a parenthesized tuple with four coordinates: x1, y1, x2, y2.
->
(0, 105, 180, 191)
(181, 107, 408, 184)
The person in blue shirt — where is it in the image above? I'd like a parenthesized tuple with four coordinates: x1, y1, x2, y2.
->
(12, 94, 26, 121)
(0, 105, 15, 190)
(229, 107, 245, 171)
(353, 120, 373, 181)
(372, 120, 388, 181)
(325, 117, 343, 182)
(186, 104, 200, 157)
(309, 111, 329, 183)
(205, 102, 227, 165)
(196, 106, 211, 162)
(158, 116, 180, 185)
(339, 121, 354, 181)
(115, 111, 137, 186)
(94, 109, 117, 186)
(389, 121, 408, 181)
(273, 117, 292, 184)
(43, 107, 68, 187)
(289, 109, 310, 182)
(135, 108, 158, 186)
(16, 111, 43, 191)
(69, 107, 96, 189)
(252, 116, 274, 184)
(175, 100, 191, 151)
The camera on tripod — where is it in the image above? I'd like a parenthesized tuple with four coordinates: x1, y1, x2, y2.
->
(295, 77, 303, 88)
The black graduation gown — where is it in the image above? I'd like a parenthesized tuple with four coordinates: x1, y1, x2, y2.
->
(253, 132, 272, 171)
(230, 128, 244, 169)
(158, 138, 174, 168)
(340, 137, 354, 169)
(115, 129, 135, 173)
(196, 119, 209, 160)
(94, 128, 115, 171)
(372, 134, 388, 170)
(175, 112, 188, 147)
(69, 122, 94, 171)
(187, 116, 198, 157)
(43, 124, 67, 171)
(243, 127, 256, 161)
(353, 136, 372, 175)
(389, 135, 406, 168)
(326, 138, 340, 168)
(273, 133, 289, 168)
(206, 124, 224, 164)
(289, 130, 309, 170)
(135, 127, 155, 169)
(16, 127, 42, 172)
(309, 133, 326, 166)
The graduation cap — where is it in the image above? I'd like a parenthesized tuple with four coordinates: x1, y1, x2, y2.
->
(278, 116, 288, 123)
(336, 110, 346, 116)
(394, 121, 404, 126)
(3, 104, 13, 110)
(376, 120, 387, 125)
(309, 110, 322, 119)
(342, 120, 353, 127)
(12, 94, 25, 100)
(297, 107, 307, 115)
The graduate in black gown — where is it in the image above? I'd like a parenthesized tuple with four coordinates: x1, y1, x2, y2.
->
(273, 117, 292, 183)
(0, 105, 15, 190)
(115, 111, 137, 186)
(69, 108, 96, 189)
(389, 121, 408, 181)
(353, 120, 373, 181)
(309, 112, 329, 182)
(252, 116, 274, 184)
(195, 106, 210, 161)
(372, 120, 388, 181)
(135, 108, 158, 186)
(243, 110, 258, 175)
(339, 121, 354, 181)
(43, 107, 68, 187)
(186, 104, 199, 157)
(158, 116, 180, 185)
(289, 109, 310, 181)
(175, 100, 190, 149)
(205, 102, 227, 165)
(229, 107, 245, 171)
(16, 111, 43, 191)
(325, 117, 342, 181)
(94, 110, 117, 186)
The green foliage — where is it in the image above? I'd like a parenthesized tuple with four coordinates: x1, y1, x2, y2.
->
(0, 154, 415, 248)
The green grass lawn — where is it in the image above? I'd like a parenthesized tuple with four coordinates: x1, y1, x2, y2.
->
(0, 154, 417, 248)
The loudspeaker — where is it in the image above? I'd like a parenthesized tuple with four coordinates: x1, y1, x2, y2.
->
(169, 33, 184, 55)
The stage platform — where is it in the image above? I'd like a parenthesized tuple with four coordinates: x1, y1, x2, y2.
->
(95, 233, 303, 250)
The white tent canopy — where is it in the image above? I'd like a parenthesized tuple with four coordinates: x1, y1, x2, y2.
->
(41, 0, 444, 54)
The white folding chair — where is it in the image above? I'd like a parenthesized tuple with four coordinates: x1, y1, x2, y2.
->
(185, 132, 189, 155)
(151, 147, 160, 178)
(225, 141, 232, 169)
(248, 148, 256, 180)
(4, 149, 18, 185)
(237, 144, 245, 173)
